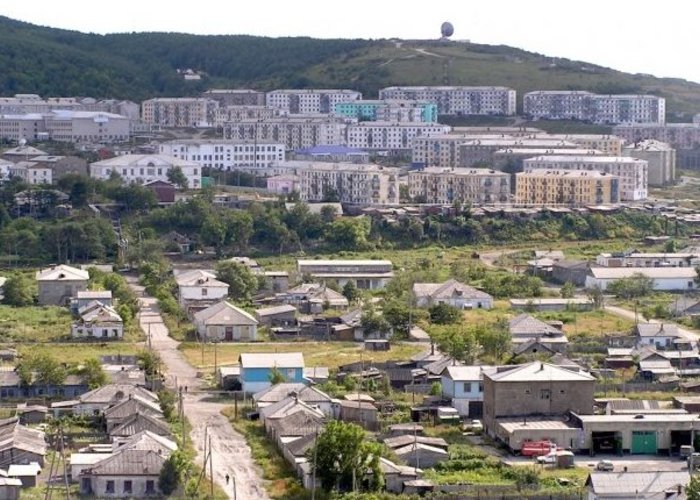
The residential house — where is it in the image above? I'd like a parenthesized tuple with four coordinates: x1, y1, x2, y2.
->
(193, 301, 258, 342)
(274, 283, 349, 314)
(74, 384, 159, 416)
(263, 271, 290, 293)
(412, 279, 493, 310)
(585, 267, 698, 292)
(104, 396, 164, 433)
(297, 260, 394, 290)
(253, 383, 335, 417)
(383, 435, 448, 452)
(393, 443, 448, 469)
(0, 417, 47, 467)
(440, 365, 496, 417)
(262, 399, 325, 446)
(513, 339, 557, 357)
(669, 297, 700, 318)
(71, 290, 113, 313)
(379, 459, 423, 495)
(7, 462, 41, 488)
(174, 269, 229, 308)
(109, 413, 171, 438)
(551, 260, 590, 286)
(36, 264, 89, 306)
(79, 448, 168, 497)
(239, 353, 306, 394)
(508, 314, 569, 352)
(0, 472, 21, 499)
(255, 304, 297, 327)
(586, 471, 689, 500)
(17, 406, 48, 425)
(0, 371, 88, 399)
(338, 400, 379, 431)
(71, 302, 124, 339)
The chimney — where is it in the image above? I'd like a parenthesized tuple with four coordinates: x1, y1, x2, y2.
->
(539, 362, 545, 371)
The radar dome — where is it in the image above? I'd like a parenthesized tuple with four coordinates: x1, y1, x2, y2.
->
(441, 22, 454, 38)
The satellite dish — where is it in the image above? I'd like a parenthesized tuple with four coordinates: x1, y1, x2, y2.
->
(18, 138, 27, 147)
(441, 22, 454, 38)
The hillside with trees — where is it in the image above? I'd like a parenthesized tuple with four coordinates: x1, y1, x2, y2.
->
(1, 16, 700, 114)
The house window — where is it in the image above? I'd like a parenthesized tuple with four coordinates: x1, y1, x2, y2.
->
(202, 288, 208, 296)
(540, 389, 551, 400)
(106, 480, 115, 494)
(463, 382, 471, 393)
(478, 382, 484, 392)
(287, 369, 295, 379)
(145, 480, 155, 494)
(124, 480, 132, 494)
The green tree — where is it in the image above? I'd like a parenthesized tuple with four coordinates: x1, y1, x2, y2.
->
(607, 273, 654, 299)
(360, 305, 390, 337)
(477, 322, 511, 362)
(687, 473, 700, 500)
(560, 281, 576, 299)
(382, 299, 412, 337)
(166, 166, 189, 189)
(429, 303, 461, 325)
(16, 353, 66, 392)
(215, 261, 260, 301)
(137, 350, 163, 377)
(309, 420, 384, 492)
(429, 381, 442, 396)
(78, 358, 107, 389)
(585, 285, 605, 310)
(158, 450, 190, 495)
(433, 326, 481, 364)
(269, 366, 286, 385)
(320, 204, 338, 223)
(2, 275, 34, 306)
(342, 280, 361, 303)
(158, 390, 177, 421)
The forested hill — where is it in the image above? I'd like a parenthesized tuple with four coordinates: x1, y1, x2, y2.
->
(3, 16, 700, 114)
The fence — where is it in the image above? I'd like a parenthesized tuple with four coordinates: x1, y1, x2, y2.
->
(404, 383, 434, 394)
(430, 485, 584, 499)
(595, 381, 678, 393)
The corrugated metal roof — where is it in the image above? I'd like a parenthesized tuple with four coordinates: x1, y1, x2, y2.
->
(487, 362, 595, 382)
(194, 301, 257, 326)
(240, 352, 304, 369)
(587, 471, 689, 495)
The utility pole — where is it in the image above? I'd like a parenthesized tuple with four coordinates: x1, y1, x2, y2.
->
(232, 475, 237, 500)
(45, 430, 57, 500)
(311, 429, 318, 500)
(209, 435, 214, 497)
(178, 387, 186, 449)
(59, 428, 71, 500)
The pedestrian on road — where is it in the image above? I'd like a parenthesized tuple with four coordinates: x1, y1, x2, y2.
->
(185, 386, 188, 393)
(225, 474, 230, 485)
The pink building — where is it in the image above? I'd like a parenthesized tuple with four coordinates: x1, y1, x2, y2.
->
(266, 174, 300, 195)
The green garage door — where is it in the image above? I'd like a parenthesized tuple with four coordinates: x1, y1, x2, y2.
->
(631, 431, 657, 454)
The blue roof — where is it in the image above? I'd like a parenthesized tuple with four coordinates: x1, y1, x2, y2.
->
(296, 145, 366, 155)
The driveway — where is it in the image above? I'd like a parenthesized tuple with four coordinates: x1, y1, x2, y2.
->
(128, 277, 269, 500)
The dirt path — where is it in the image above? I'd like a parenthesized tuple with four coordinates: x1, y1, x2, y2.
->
(127, 277, 269, 500)
(605, 304, 699, 341)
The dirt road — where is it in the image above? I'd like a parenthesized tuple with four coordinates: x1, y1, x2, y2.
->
(605, 304, 699, 341)
(128, 277, 269, 500)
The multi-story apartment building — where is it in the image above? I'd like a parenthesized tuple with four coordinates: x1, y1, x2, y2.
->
(378, 86, 517, 116)
(0, 111, 130, 143)
(492, 148, 604, 172)
(524, 91, 665, 125)
(408, 167, 510, 205)
(159, 139, 285, 173)
(522, 155, 648, 201)
(622, 140, 676, 186)
(539, 134, 624, 156)
(458, 138, 581, 168)
(90, 154, 202, 188)
(213, 106, 280, 127)
(141, 98, 219, 128)
(346, 122, 451, 153)
(334, 100, 438, 123)
(9, 161, 52, 185)
(298, 163, 399, 205)
(223, 116, 352, 150)
(515, 169, 620, 206)
(266, 89, 362, 114)
(613, 123, 700, 150)
(202, 89, 266, 106)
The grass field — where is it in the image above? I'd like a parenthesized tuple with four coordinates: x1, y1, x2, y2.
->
(180, 341, 425, 371)
(0, 305, 73, 343)
(10, 342, 142, 364)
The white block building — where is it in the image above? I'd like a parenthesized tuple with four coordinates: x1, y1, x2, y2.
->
(159, 139, 285, 172)
(585, 267, 698, 292)
(224, 116, 352, 150)
(522, 155, 648, 201)
(298, 163, 400, 205)
(378, 86, 517, 116)
(266, 89, 362, 114)
(90, 154, 201, 188)
(346, 122, 451, 153)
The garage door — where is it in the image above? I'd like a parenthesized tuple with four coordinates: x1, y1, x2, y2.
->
(632, 431, 657, 454)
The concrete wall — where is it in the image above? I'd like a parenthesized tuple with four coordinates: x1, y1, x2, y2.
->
(84, 476, 160, 497)
(38, 280, 88, 306)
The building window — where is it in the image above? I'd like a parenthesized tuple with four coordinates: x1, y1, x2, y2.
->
(124, 480, 132, 494)
(145, 480, 155, 494)
(106, 480, 115, 494)
(463, 382, 470, 393)
(202, 288, 208, 296)
(540, 389, 551, 400)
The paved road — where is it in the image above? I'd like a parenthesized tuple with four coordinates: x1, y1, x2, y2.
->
(128, 277, 269, 500)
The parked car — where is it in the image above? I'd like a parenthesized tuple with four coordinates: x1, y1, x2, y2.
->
(536, 452, 557, 465)
(463, 419, 483, 432)
(680, 445, 694, 460)
(595, 460, 614, 471)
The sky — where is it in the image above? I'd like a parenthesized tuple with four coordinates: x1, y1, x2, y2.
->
(2, 0, 699, 83)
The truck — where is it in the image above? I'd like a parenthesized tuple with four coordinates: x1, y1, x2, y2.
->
(521, 440, 557, 457)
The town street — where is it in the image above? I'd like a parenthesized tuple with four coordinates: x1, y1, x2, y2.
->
(127, 277, 269, 500)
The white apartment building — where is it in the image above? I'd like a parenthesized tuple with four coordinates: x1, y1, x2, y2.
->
(9, 161, 52, 185)
(0, 111, 130, 143)
(298, 163, 399, 205)
(537, 134, 624, 156)
(90, 154, 201, 188)
(213, 106, 280, 127)
(346, 121, 451, 153)
(522, 155, 648, 201)
(266, 89, 362, 114)
(159, 139, 285, 172)
(141, 98, 219, 128)
(224, 116, 353, 150)
(613, 124, 700, 150)
(408, 167, 510, 205)
(202, 89, 266, 106)
(458, 138, 581, 168)
(378, 86, 517, 116)
(492, 148, 605, 171)
(622, 139, 676, 186)
(524, 91, 665, 125)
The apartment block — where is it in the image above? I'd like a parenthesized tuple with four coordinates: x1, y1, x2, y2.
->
(622, 139, 676, 186)
(298, 163, 399, 205)
(492, 148, 604, 172)
(141, 98, 219, 128)
(223, 116, 352, 150)
(9, 162, 52, 185)
(613, 123, 700, 150)
(522, 155, 648, 201)
(90, 154, 202, 188)
(458, 138, 581, 168)
(159, 139, 285, 172)
(202, 89, 266, 106)
(266, 89, 362, 114)
(524, 91, 665, 125)
(334, 100, 438, 123)
(379, 86, 517, 116)
(346, 121, 451, 153)
(515, 169, 620, 206)
(408, 167, 510, 205)
(213, 106, 280, 127)
(0, 111, 130, 143)
(539, 134, 624, 156)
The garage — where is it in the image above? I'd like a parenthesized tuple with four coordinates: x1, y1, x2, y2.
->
(632, 431, 657, 454)
(670, 430, 692, 454)
(592, 431, 620, 454)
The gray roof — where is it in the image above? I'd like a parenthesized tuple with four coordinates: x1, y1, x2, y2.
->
(193, 301, 258, 326)
(35, 264, 89, 281)
(104, 396, 163, 420)
(260, 396, 325, 421)
(412, 279, 492, 301)
(586, 471, 689, 496)
(76, 290, 113, 300)
(383, 435, 448, 450)
(253, 383, 331, 405)
(0, 417, 47, 457)
(394, 443, 448, 457)
(79, 384, 158, 406)
(86, 448, 167, 476)
(267, 409, 325, 438)
(175, 269, 229, 288)
(509, 314, 563, 337)
(670, 297, 700, 314)
(635, 322, 681, 338)
(114, 430, 178, 454)
(240, 352, 304, 369)
(283, 432, 318, 457)
(487, 362, 595, 382)
(255, 304, 297, 317)
(442, 365, 496, 382)
(109, 412, 171, 438)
